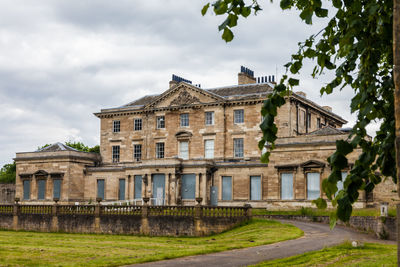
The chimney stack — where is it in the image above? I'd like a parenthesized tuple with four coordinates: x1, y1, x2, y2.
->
(238, 66, 256, 85)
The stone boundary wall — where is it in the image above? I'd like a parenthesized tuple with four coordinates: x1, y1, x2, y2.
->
(255, 214, 396, 241)
(0, 203, 250, 236)
(0, 184, 15, 204)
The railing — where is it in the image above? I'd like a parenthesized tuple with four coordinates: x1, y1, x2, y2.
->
(0, 204, 249, 218)
(20, 205, 52, 214)
(58, 205, 95, 215)
(201, 206, 247, 217)
(101, 205, 141, 216)
(148, 206, 195, 216)
(0, 205, 13, 214)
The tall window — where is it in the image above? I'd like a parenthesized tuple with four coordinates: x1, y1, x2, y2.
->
(134, 175, 142, 199)
(113, 120, 120, 132)
(307, 113, 311, 128)
(317, 118, 321, 129)
(134, 118, 142, 131)
(281, 173, 294, 200)
(179, 141, 189, 160)
(233, 138, 244, 158)
(134, 144, 142, 161)
(156, 142, 165, 159)
(204, 139, 214, 159)
(112, 146, 120, 163)
(302, 111, 306, 126)
(119, 179, 125, 200)
(97, 179, 105, 200)
(37, 180, 46, 200)
(234, 109, 244, 124)
(222, 176, 232, 200)
(181, 174, 196, 200)
(250, 176, 261, 200)
(205, 111, 214, 125)
(53, 179, 61, 199)
(23, 180, 30, 200)
(156, 116, 165, 129)
(180, 113, 189, 127)
(307, 172, 320, 200)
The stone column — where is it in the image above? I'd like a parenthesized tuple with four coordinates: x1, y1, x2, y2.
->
(127, 175, 131, 201)
(51, 198, 59, 232)
(170, 174, 177, 205)
(94, 198, 101, 233)
(141, 197, 150, 235)
(46, 175, 51, 201)
(31, 176, 37, 200)
(165, 173, 170, 205)
(201, 173, 207, 205)
(195, 173, 201, 198)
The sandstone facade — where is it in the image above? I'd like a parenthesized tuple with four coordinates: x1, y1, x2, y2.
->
(14, 68, 397, 208)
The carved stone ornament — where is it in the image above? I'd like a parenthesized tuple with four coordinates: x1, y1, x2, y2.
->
(169, 90, 200, 106)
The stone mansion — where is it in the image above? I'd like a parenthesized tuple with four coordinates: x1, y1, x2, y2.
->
(14, 67, 395, 208)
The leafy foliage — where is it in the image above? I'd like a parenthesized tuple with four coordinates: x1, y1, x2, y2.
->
(0, 162, 16, 183)
(203, 0, 395, 223)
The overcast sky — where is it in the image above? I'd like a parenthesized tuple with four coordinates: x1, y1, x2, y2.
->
(0, 0, 374, 166)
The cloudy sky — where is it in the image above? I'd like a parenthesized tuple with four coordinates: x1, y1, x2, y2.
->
(0, 0, 371, 166)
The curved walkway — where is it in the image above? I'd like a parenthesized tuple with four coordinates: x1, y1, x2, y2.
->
(129, 220, 395, 267)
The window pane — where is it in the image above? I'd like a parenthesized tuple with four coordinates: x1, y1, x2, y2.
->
(179, 141, 189, 160)
(134, 144, 142, 161)
(180, 114, 189, 127)
(250, 176, 261, 200)
(113, 120, 120, 132)
(234, 138, 244, 158)
(134, 175, 142, 199)
(307, 173, 320, 200)
(53, 179, 61, 199)
(112, 146, 120, 163)
(156, 143, 165, 158)
(97, 179, 105, 200)
(118, 179, 125, 200)
(222, 176, 232, 200)
(205, 112, 214, 125)
(281, 173, 293, 200)
(205, 140, 214, 159)
(23, 180, 30, 200)
(134, 119, 142, 131)
(157, 116, 165, 129)
(37, 180, 46, 200)
(181, 174, 196, 199)
(234, 109, 244, 124)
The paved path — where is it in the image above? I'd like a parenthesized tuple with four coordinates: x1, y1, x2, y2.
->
(128, 220, 396, 267)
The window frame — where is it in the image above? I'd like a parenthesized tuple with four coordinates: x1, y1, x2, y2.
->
(53, 179, 62, 199)
(23, 179, 31, 200)
(156, 142, 165, 159)
(134, 118, 142, 131)
(156, 116, 165, 129)
(221, 176, 232, 201)
(234, 109, 244, 124)
(280, 172, 294, 200)
(133, 144, 142, 162)
(97, 179, 105, 200)
(205, 111, 214, 126)
(112, 145, 120, 163)
(250, 175, 262, 201)
(113, 120, 120, 133)
(37, 179, 46, 200)
(118, 179, 126, 200)
(204, 139, 215, 159)
(233, 138, 244, 158)
(179, 141, 189, 160)
(306, 172, 321, 200)
(180, 113, 189, 127)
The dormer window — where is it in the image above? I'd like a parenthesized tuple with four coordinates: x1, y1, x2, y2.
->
(113, 120, 120, 132)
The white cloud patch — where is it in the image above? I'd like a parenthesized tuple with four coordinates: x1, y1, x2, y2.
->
(0, 0, 372, 166)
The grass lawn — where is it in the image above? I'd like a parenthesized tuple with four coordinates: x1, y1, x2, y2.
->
(0, 219, 302, 266)
(253, 207, 397, 217)
(254, 242, 397, 267)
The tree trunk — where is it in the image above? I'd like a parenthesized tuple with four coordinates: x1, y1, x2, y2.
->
(393, 0, 400, 265)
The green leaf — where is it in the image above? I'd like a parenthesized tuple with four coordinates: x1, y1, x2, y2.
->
(336, 140, 353, 155)
(201, 3, 210, 16)
(280, 0, 291, 9)
(299, 8, 313, 24)
(288, 78, 299, 86)
(312, 198, 327, 209)
(221, 27, 234, 42)
(315, 7, 328, 18)
(329, 213, 337, 229)
(241, 6, 251, 17)
(227, 14, 238, 27)
(218, 17, 230, 31)
(260, 151, 270, 163)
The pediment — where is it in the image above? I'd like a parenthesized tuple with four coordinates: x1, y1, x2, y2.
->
(145, 83, 224, 109)
(34, 170, 48, 176)
(175, 131, 193, 140)
(300, 160, 325, 168)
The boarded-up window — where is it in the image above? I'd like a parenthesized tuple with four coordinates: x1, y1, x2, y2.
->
(134, 175, 142, 199)
(250, 176, 261, 200)
(307, 173, 320, 200)
(97, 179, 105, 200)
(119, 179, 125, 200)
(181, 174, 196, 199)
(281, 173, 294, 200)
(204, 140, 214, 159)
(23, 180, 30, 200)
(53, 179, 61, 199)
(222, 176, 232, 201)
(37, 180, 46, 200)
